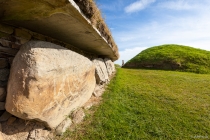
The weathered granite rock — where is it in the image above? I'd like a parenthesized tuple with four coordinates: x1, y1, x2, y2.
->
(93, 85, 105, 97)
(56, 118, 72, 135)
(92, 58, 109, 84)
(27, 122, 50, 140)
(104, 58, 115, 76)
(6, 41, 96, 129)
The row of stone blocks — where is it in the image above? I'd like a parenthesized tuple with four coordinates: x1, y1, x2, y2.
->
(0, 40, 115, 139)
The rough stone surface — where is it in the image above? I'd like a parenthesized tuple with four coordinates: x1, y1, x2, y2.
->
(0, 69, 9, 81)
(93, 85, 105, 97)
(72, 109, 85, 124)
(93, 58, 109, 84)
(56, 118, 72, 136)
(104, 58, 115, 76)
(0, 111, 12, 122)
(6, 41, 96, 129)
(0, 87, 6, 102)
(27, 122, 50, 140)
(0, 102, 5, 110)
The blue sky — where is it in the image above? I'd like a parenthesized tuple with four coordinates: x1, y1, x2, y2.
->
(95, 0, 210, 65)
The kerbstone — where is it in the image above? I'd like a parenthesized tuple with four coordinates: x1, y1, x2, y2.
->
(104, 58, 115, 76)
(92, 58, 109, 84)
(6, 41, 96, 129)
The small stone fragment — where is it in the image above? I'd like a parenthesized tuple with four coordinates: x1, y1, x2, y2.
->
(7, 116, 16, 125)
(56, 118, 72, 135)
(93, 85, 105, 97)
(72, 109, 85, 124)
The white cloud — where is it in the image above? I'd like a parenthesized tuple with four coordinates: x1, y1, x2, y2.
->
(125, 0, 156, 13)
(157, 0, 210, 11)
(158, 0, 193, 10)
(114, 2, 210, 63)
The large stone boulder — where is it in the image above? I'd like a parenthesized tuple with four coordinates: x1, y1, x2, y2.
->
(92, 58, 109, 84)
(6, 41, 96, 129)
(104, 58, 115, 76)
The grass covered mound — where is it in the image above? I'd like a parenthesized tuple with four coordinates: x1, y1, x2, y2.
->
(123, 44, 210, 74)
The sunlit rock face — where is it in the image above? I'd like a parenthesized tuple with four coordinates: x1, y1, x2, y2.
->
(6, 41, 96, 129)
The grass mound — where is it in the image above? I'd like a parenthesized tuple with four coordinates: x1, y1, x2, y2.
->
(123, 44, 210, 74)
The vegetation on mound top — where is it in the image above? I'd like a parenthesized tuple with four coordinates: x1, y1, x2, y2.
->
(123, 44, 210, 74)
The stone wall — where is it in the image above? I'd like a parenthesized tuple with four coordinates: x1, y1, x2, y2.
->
(0, 23, 116, 139)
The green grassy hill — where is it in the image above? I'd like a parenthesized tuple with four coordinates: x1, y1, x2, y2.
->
(123, 44, 210, 74)
(60, 68, 210, 139)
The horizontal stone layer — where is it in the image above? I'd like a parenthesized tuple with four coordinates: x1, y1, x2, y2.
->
(0, 0, 119, 61)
